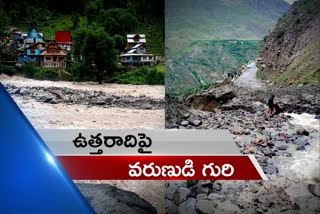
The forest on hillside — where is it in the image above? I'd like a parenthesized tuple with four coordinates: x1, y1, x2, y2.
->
(0, 0, 165, 85)
(165, 0, 289, 95)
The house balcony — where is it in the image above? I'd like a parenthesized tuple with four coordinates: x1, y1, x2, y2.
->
(41, 62, 66, 68)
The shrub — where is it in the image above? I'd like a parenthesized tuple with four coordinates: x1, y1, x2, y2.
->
(34, 68, 59, 81)
(60, 70, 72, 81)
(0, 65, 16, 75)
(115, 66, 165, 85)
(275, 30, 285, 39)
(21, 63, 39, 77)
(67, 61, 96, 81)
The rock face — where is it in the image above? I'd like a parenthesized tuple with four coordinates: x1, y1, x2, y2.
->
(76, 183, 157, 214)
(258, 0, 320, 86)
(186, 85, 236, 112)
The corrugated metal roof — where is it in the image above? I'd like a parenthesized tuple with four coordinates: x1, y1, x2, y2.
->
(127, 34, 145, 38)
(127, 38, 146, 43)
(127, 49, 136, 54)
(120, 53, 154, 57)
(132, 43, 142, 49)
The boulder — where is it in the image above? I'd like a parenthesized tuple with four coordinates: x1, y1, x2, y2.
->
(173, 187, 191, 205)
(214, 85, 236, 101)
(191, 119, 202, 127)
(11, 88, 21, 94)
(177, 198, 196, 214)
(296, 128, 309, 136)
(296, 145, 306, 151)
(76, 183, 157, 214)
(19, 87, 30, 95)
(230, 126, 244, 135)
(180, 120, 190, 126)
(186, 86, 235, 112)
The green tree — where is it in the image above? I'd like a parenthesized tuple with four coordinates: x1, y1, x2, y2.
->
(81, 28, 117, 84)
(73, 28, 87, 60)
(72, 12, 80, 30)
(0, 9, 9, 38)
(102, 8, 137, 36)
(119, 13, 138, 34)
(103, 16, 119, 36)
(113, 34, 125, 51)
(85, 0, 103, 24)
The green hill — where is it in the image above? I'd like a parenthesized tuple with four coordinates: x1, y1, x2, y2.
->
(166, 40, 261, 95)
(1, 0, 164, 55)
(165, 0, 289, 95)
(166, 0, 289, 53)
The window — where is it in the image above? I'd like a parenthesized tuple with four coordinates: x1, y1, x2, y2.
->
(45, 57, 51, 61)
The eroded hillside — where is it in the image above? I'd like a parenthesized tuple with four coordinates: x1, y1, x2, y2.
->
(258, 0, 320, 86)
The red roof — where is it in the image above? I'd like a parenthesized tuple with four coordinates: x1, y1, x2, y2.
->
(55, 31, 72, 43)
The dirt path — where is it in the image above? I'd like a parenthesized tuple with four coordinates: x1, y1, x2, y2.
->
(233, 61, 266, 90)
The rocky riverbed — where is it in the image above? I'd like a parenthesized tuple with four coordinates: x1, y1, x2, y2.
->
(0, 74, 165, 212)
(165, 65, 320, 213)
(0, 75, 165, 129)
(3, 82, 164, 110)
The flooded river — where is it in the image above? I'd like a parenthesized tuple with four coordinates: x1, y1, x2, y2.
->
(277, 113, 320, 182)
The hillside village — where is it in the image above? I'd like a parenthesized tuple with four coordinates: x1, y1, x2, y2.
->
(2, 27, 159, 69)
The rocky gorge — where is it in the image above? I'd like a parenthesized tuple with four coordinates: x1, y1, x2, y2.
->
(165, 63, 320, 213)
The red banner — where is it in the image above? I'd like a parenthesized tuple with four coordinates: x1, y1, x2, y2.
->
(57, 155, 267, 180)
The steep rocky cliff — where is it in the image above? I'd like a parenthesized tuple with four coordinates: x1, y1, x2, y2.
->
(258, 0, 320, 86)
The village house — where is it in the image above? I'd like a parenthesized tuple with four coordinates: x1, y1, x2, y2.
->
(24, 28, 44, 48)
(18, 42, 45, 63)
(119, 34, 156, 66)
(55, 30, 73, 52)
(40, 42, 67, 68)
(126, 34, 146, 48)
(6, 27, 72, 67)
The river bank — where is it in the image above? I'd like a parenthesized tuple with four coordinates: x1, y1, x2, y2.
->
(0, 74, 165, 212)
(0, 74, 165, 129)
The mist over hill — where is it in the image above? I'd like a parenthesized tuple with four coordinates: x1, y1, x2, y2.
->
(166, 0, 289, 53)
